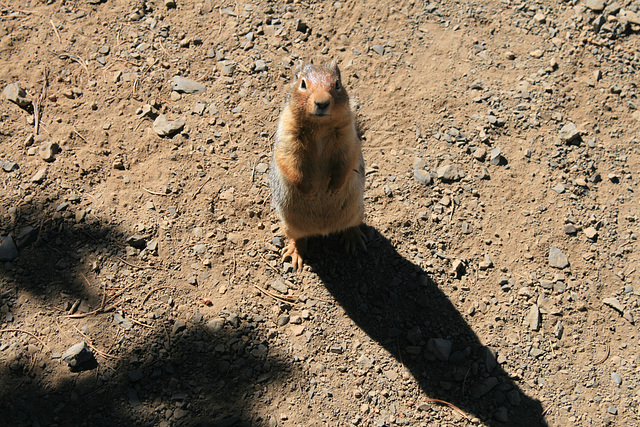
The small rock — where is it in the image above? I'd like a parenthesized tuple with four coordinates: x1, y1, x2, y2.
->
(31, 167, 47, 183)
(126, 234, 147, 249)
(529, 49, 544, 58)
(0, 235, 19, 262)
(170, 76, 207, 94)
(413, 168, 432, 185)
(436, 165, 462, 182)
(525, 305, 540, 331)
(206, 318, 225, 333)
(584, 226, 598, 240)
(611, 372, 622, 386)
(426, 338, 452, 361)
(473, 147, 486, 161)
(603, 297, 624, 313)
(270, 279, 289, 294)
(489, 147, 505, 166)
(585, 0, 605, 12)
(548, 246, 569, 269)
(356, 354, 374, 370)
(62, 342, 96, 371)
(3, 82, 31, 108)
(1, 160, 18, 172)
(558, 122, 581, 144)
(39, 141, 60, 162)
(372, 44, 385, 55)
(254, 59, 267, 72)
(153, 114, 185, 137)
(471, 377, 498, 398)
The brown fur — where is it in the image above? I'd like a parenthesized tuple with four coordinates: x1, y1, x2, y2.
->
(269, 61, 366, 269)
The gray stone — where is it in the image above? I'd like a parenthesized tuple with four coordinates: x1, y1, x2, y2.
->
(473, 147, 486, 161)
(356, 354, 373, 370)
(406, 326, 422, 345)
(525, 305, 540, 331)
(426, 338, 452, 361)
(471, 376, 498, 398)
(62, 342, 95, 369)
(254, 59, 267, 72)
(436, 164, 461, 182)
(558, 122, 581, 144)
(153, 114, 185, 137)
(554, 321, 564, 339)
(494, 406, 509, 423)
(114, 312, 133, 329)
(39, 141, 60, 162)
(1, 160, 18, 172)
(548, 246, 569, 269)
(413, 168, 432, 185)
(126, 234, 147, 249)
(603, 297, 624, 313)
(3, 82, 31, 108)
(584, 0, 605, 12)
(552, 183, 565, 194)
(489, 147, 505, 165)
(270, 279, 289, 294)
(0, 235, 19, 262)
(31, 167, 47, 183)
(206, 318, 225, 333)
(170, 76, 207, 94)
(611, 372, 622, 386)
(372, 44, 385, 55)
(218, 60, 236, 76)
(584, 226, 598, 239)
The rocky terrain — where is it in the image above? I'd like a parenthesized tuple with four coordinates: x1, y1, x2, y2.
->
(1, 0, 639, 426)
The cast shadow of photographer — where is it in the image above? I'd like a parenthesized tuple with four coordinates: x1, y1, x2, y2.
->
(306, 225, 545, 426)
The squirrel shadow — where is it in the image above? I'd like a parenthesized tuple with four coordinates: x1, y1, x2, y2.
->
(306, 225, 545, 426)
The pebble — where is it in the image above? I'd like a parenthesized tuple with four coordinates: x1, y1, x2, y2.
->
(3, 82, 31, 108)
(170, 76, 207, 94)
(558, 122, 581, 144)
(270, 279, 289, 294)
(153, 114, 185, 137)
(426, 338, 451, 361)
(39, 141, 60, 162)
(413, 168, 432, 185)
(436, 164, 462, 182)
(254, 59, 267, 72)
(114, 312, 133, 329)
(603, 297, 624, 313)
(1, 160, 18, 172)
(206, 318, 225, 333)
(585, 0, 605, 12)
(372, 44, 385, 56)
(548, 245, 569, 269)
(0, 235, 19, 262)
(62, 342, 95, 370)
(611, 372, 622, 386)
(583, 226, 598, 240)
(488, 147, 505, 165)
(525, 305, 540, 331)
(31, 167, 47, 183)
(471, 376, 498, 398)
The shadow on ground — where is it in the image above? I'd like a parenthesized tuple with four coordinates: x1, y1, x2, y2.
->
(307, 225, 545, 426)
(0, 200, 290, 426)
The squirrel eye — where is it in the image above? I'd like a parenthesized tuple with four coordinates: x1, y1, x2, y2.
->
(300, 78, 307, 90)
(335, 81, 341, 91)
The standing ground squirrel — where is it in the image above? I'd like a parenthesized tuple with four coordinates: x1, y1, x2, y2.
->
(269, 60, 366, 270)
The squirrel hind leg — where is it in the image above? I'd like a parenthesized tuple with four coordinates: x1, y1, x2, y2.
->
(341, 226, 367, 254)
(282, 236, 307, 271)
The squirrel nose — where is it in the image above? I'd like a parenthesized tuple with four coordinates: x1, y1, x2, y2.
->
(315, 99, 330, 111)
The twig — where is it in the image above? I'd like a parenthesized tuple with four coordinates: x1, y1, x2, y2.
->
(34, 67, 48, 135)
(158, 39, 174, 60)
(50, 19, 61, 44)
(142, 286, 173, 304)
(72, 325, 119, 360)
(193, 176, 212, 199)
(423, 398, 469, 420)
(143, 186, 169, 196)
(56, 52, 90, 77)
(116, 256, 155, 270)
(72, 126, 88, 142)
(594, 343, 610, 365)
(0, 328, 50, 352)
(253, 283, 298, 304)
(62, 281, 136, 318)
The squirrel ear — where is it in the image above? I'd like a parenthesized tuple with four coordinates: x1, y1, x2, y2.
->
(293, 60, 304, 80)
(329, 59, 341, 79)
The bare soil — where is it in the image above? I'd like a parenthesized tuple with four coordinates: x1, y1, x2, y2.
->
(1, 1, 639, 426)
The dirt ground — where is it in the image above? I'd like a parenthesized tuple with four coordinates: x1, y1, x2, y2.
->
(1, 0, 639, 426)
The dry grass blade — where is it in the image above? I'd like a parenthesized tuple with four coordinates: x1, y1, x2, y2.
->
(72, 325, 119, 360)
(253, 283, 298, 304)
(423, 398, 469, 420)
(143, 286, 173, 304)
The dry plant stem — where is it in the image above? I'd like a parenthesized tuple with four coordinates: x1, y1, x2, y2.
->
(594, 343, 610, 365)
(72, 325, 119, 360)
(0, 1, 35, 14)
(143, 286, 173, 304)
(50, 19, 61, 43)
(253, 283, 298, 304)
(193, 176, 212, 199)
(143, 187, 169, 196)
(423, 398, 469, 420)
(0, 328, 51, 352)
(116, 256, 155, 270)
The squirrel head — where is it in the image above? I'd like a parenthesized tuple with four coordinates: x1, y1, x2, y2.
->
(289, 60, 350, 124)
